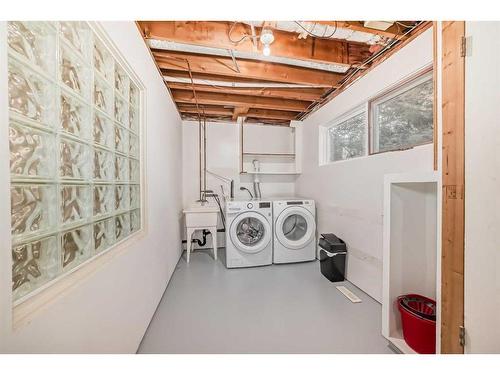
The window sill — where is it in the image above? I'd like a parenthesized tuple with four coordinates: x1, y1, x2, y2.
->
(319, 142, 433, 167)
(12, 227, 147, 330)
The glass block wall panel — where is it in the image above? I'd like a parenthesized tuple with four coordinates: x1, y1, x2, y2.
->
(59, 137, 90, 179)
(93, 185, 114, 217)
(8, 60, 55, 126)
(9, 120, 55, 179)
(115, 64, 129, 98)
(94, 218, 114, 253)
(93, 37, 113, 82)
(12, 236, 59, 301)
(115, 185, 129, 212)
(60, 185, 91, 225)
(129, 133, 139, 157)
(8, 22, 56, 75)
(114, 95, 128, 126)
(59, 45, 90, 99)
(94, 77, 112, 115)
(61, 225, 91, 271)
(130, 209, 140, 234)
(115, 214, 130, 242)
(129, 104, 139, 133)
(7, 21, 142, 302)
(114, 124, 128, 154)
(130, 185, 140, 209)
(94, 148, 114, 181)
(59, 22, 90, 58)
(11, 184, 57, 237)
(60, 92, 90, 139)
(93, 112, 113, 149)
(114, 155, 129, 182)
(129, 159, 140, 183)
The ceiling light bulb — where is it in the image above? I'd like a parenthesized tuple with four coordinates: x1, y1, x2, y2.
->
(260, 28, 275, 45)
(263, 45, 271, 56)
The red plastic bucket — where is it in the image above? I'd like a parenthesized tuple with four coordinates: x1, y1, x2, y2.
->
(397, 294, 436, 354)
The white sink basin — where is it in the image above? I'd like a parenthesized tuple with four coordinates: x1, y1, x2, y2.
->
(183, 203, 219, 228)
(183, 203, 219, 214)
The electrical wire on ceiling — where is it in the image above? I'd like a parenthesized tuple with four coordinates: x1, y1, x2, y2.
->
(294, 21, 338, 39)
(395, 21, 416, 28)
(228, 21, 251, 44)
(297, 21, 425, 120)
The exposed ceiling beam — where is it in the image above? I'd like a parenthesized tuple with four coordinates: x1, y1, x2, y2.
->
(138, 21, 372, 66)
(246, 108, 298, 121)
(178, 104, 233, 117)
(178, 104, 299, 121)
(232, 106, 249, 120)
(149, 39, 350, 73)
(164, 75, 328, 88)
(298, 21, 431, 120)
(167, 82, 325, 101)
(163, 70, 290, 85)
(154, 51, 344, 86)
(171, 89, 309, 112)
(314, 21, 405, 40)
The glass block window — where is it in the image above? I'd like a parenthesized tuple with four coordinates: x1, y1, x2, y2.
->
(370, 72, 433, 153)
(7, 21, 142, 302)
(326, 108, 367, 162)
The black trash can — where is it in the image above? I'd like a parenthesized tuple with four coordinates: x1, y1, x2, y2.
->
(319, 233, 347, 282)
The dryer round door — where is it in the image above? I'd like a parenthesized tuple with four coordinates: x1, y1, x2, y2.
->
(229, 212, 272, 254)
(275, 207, 315, 250)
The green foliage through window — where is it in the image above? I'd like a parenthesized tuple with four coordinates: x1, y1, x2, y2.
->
(372, 74, 433, 153)
(328, 111, 366, 162)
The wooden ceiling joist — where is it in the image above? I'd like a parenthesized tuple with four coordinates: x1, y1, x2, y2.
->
(139, 21, 373, 66)
(154, 50, 344, 86)
(314, 21, 407, 40)
(172, 89, 310, 112)
(178, 104, 299, 121)
(138, 20, 426, 125)
(167, 82, 326, 101)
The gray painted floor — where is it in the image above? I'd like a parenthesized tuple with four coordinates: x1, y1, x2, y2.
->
(138, 249, 392, 354)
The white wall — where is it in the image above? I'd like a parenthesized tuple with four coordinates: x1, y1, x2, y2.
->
(182, 121, 296, 249)
(296, 29, 434, 302)
(0, 21, 183, 353)
(464, 21, 500, 353)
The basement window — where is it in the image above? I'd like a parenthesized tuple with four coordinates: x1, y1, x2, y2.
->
(370, 71, 433, 154)
(325, 107, 367, 163)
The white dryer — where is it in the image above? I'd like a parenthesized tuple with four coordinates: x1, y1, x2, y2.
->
(225, 199, 273, 268)
(272, 199, 316, 263)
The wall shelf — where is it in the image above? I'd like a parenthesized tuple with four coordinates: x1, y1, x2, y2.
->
(238, 120, 302, 175)
(239, 171, 300, 175)
(243, 152, 296, 158)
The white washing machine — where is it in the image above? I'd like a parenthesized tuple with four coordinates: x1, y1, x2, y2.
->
(272, 199, 316, 263)
(225, 199, 273, 268)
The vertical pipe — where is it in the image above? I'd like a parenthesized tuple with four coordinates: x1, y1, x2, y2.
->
(198, 117, 202, 201)
(203, 116, 207, 199)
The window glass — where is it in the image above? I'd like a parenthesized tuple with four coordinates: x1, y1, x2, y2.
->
(327, 111, 366, 162)
(371, 74, 433, 153)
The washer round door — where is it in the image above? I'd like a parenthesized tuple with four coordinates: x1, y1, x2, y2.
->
(229, 212, 272, 254)
(275, 207, 315, 250)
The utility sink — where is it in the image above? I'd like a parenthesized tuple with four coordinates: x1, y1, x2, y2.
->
(183, 203, 219, 228)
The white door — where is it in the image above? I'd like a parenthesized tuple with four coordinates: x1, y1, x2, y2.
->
(275, 207, 315, 249)
(464, 21, 500, 353)
(229, 212, 271, 254)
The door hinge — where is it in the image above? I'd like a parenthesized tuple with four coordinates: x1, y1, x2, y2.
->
(459, 325, 466, 347)
(460, 36, 467, 57)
